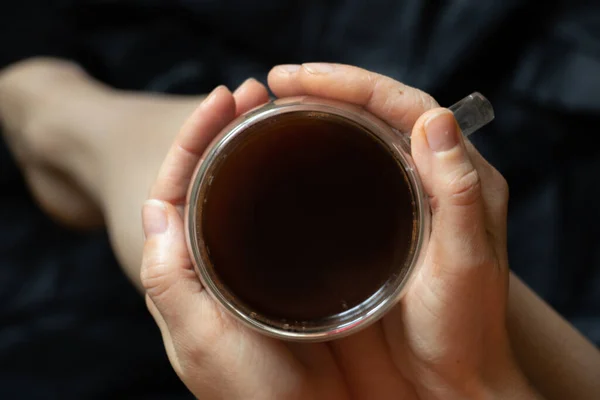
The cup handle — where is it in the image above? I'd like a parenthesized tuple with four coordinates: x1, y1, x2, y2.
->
(448, 92, 495, 138)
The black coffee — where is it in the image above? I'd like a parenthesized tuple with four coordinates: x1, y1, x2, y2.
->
(200, 111, 416, 321)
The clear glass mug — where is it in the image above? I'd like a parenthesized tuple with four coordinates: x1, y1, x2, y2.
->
(184, 93, 494, 342)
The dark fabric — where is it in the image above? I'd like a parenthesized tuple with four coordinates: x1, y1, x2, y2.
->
(1, 0, 599, 398)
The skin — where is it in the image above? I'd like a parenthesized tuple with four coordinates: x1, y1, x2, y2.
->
(140, 63, 539, 399)
(1, 59, 598, 399)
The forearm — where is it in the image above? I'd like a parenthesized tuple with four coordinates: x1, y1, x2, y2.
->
(507, 273, 600, 399)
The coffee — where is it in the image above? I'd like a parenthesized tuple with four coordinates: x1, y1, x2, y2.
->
(198, 111, 417, 322)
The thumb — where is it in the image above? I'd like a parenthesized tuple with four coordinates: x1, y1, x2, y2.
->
(411, 108, 490, 272)
(140, 199, 203, 330)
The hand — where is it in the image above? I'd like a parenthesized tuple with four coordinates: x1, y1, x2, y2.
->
(140, 64, 537, 399)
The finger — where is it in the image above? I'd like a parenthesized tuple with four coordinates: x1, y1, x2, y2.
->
(411, 108, 492, 273)
(233, 78, 270, 116)
(268, 63, 439, 132)
(328, 325, 418, 399)
(285, 342, 348, 398)
(150, 86, 236, 205)
(140, 198, 238, 392)
(140, 199, 203, 329)
(382, 109, 499, 376)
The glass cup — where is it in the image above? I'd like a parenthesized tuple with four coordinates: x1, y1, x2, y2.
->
(185, 93, 494, 342)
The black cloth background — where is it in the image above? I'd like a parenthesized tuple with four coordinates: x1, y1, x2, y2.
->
(1, 1, 599, 398)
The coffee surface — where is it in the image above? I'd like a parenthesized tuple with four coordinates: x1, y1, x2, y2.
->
(200, 111, 416, 321)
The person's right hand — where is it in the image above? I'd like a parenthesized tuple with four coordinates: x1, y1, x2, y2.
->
(140, 64, 537, 399)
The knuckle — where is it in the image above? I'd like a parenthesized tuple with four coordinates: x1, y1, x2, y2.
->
(364, 72, 382, 107)
(464, 248, 496, 272)
(401, 89, 438, 128)
(432, 244, 497, 282)
(140, 250, 174, 299)
(415, 90, 438, 112)
(446, 167, 482, 207)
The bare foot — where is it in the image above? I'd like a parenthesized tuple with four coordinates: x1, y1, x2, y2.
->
(0, 58, 108, 228)
(0, 57, 202, 233)
(0, 57, 270, 288)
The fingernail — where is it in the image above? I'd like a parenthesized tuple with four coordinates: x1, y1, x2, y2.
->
(276, 64, 300, 74)
(204, 85, 228, 105)
(424, 110, 459, 152)
(143, 199, 168, 239)
(203, 87, 219, 105)
(303, 63, 335, 74)
(233, 78, 256, 95)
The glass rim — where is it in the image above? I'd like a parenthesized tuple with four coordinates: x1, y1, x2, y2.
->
(184, 96, 431, 342)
